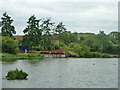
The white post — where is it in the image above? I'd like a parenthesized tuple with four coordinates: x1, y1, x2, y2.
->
(25, 49, 27, 53)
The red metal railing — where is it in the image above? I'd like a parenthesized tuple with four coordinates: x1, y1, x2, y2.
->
(50, 50, 64, 54)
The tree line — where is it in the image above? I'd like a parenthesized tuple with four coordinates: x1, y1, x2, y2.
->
(0, 12, 119, 57)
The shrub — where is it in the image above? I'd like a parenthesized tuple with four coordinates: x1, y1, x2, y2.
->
(60, 44, 70, 53)
(6, 68, 28, 80)
(89, 52, 102, 58)
(70, 52, 79, 58)
(101, 53, 110, 58)
(71, 43, 90, 57)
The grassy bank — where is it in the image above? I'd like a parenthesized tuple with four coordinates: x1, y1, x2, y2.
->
(1, 53, 44, 61)
(0, 52, 118, 61)
(69, 51, 119, 58)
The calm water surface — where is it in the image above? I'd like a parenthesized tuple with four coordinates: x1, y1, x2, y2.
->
(2, 58, 118, 88)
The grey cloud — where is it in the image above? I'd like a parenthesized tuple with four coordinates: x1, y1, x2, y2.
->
(0, 1, 118, 35)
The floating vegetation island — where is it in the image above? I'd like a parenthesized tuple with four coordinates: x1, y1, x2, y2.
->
(6, 68, 28, 80)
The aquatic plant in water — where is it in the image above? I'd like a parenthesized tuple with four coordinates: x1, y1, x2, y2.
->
(6, 68, 28, 80)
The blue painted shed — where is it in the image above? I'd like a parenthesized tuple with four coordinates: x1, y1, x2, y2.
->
(18, 44, 29, 53)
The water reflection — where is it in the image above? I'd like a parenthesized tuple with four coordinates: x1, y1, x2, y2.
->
(2, 60, 17, 64)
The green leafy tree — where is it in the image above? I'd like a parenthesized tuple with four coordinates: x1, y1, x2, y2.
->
(83, 36, 96, 46)
(91, 42, 101, 52)
(40, 18, 54, 50)
(32, 45, 44, 51)
(99, 30, 106, 36)
(55, 22, 66, 34)
(70, 43, 90, 57)
(83, 36, 101, 52)
(80, 36, 85, 41)
(1, 36, 18, 54)
(59, 32, 70, 45)
(96, 34, 116, 54)
(40, 18, 54, 35)
(22, 15, 42, 48)
(55, 22, 67, 50)
(1, 12, 16, 37)
(60, 44, 70, 53)
(59, 31, 78, 45)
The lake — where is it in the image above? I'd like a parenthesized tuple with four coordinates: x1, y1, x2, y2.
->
(1, 58, 118, 88)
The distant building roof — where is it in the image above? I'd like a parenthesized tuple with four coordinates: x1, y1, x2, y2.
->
(77, 33, 95, 38)
(13, 35, 24, 38)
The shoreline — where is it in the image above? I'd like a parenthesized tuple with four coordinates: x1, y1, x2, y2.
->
(1, 53, 119, 61)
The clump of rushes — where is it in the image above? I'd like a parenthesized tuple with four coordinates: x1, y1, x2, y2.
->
(6, 68, 28, 80)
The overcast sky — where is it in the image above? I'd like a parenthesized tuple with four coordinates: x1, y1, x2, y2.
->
(0, 0, 118, 35)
